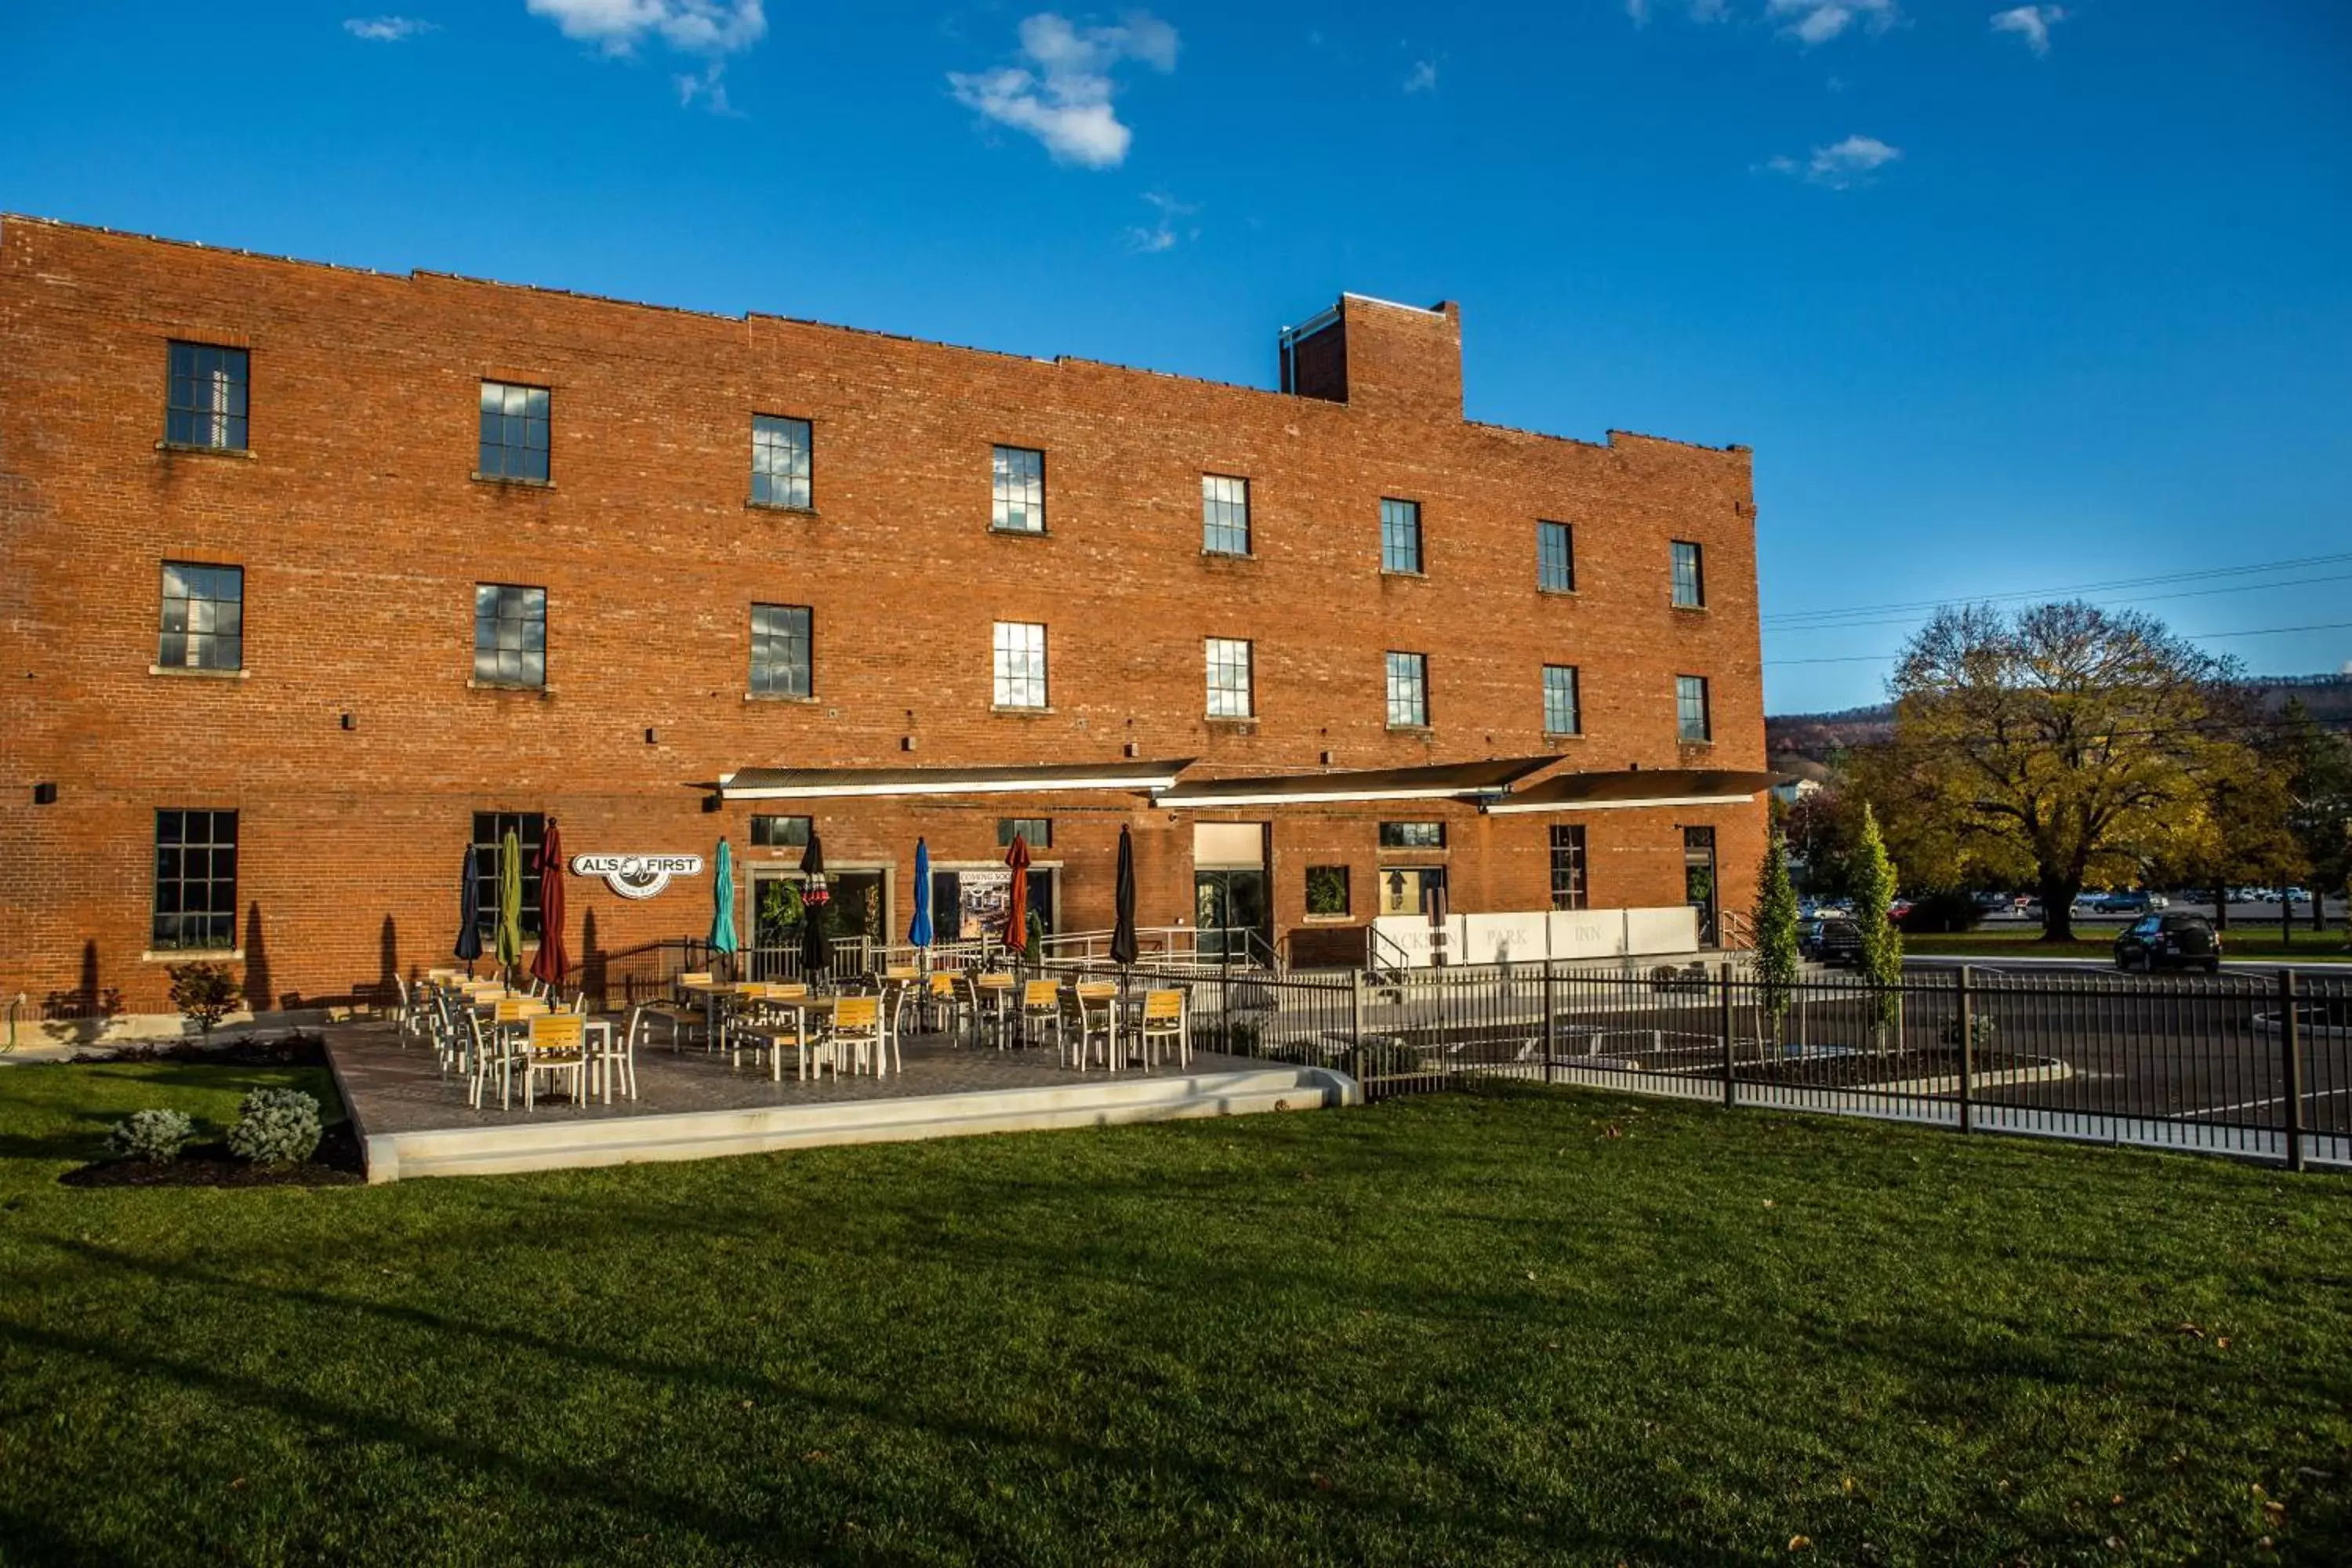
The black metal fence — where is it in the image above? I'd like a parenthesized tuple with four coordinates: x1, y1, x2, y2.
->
(1062, 959, 2352, 1172)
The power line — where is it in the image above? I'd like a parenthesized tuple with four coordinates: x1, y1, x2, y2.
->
(1768, 570, 2352, 637)
(1766, 619, 2352, 667)
(1762, 549, 2352, 628)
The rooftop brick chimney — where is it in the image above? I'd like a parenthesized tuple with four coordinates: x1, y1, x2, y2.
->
(1280, 294, 1464, 422)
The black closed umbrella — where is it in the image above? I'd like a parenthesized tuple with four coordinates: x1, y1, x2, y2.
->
(799, 829, 830, 981)
(1110, 825, 1139, 970)
(453, 844, 484, 974)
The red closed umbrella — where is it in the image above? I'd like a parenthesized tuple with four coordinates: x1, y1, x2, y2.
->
(1002, 833, 1031, 956)
(529, 818, 569, 987)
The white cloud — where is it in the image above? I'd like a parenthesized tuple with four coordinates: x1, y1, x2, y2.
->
(1767, 132, 1901, 188)
(524, 0, 766, 55)
(1125, 191, 1199, 253)
(343, 16, 436, 42)
(949, 12, 1180, 169)
(1990, 5, 2065, 57)
(1628, 0, 1729, 24)
(1625, 0, 1650, 24)
(1403, 58, 1439, 93)
(1767, 0, 1897, 47)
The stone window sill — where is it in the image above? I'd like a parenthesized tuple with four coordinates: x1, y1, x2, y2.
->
(989, 525, 1051, 539)
(155, 441, 255, 460)
(149, 664, 249, 680)
(1678, 735, 1715, 748)
(1202, 549, 1255, 562)
(744, 691, 818, 704)
(992, 703, 1054, 716)
(1386, 723, 1435, 735)
(1671, 601, 1708, 614)
(1539, 586, 1578, 598)
(468, 679, 553, 696)
(1544, 730, 1584, 742)
(1301, 913, 1356, 924)
(1380, 568, 1428, 581)
(1205, 713, 1258, 727)
(472, 472, 554, 489)
(141, 949, 243, 964)
(746, 499, 818, 517)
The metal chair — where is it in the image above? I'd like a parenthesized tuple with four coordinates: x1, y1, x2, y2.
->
(516, 1013, 587, 1110)
(1138, 989, 1189, 1070)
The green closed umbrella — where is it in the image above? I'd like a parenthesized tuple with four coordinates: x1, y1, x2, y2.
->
(710, 838, 739, 977)
(497, 828, 524, 978)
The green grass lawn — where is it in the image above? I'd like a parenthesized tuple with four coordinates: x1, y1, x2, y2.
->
(1908, 929, 2352, 964)
(3, 1062, 2350, 1566)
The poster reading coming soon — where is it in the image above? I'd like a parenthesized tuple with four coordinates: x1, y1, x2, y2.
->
(956, 867, 1011, 940)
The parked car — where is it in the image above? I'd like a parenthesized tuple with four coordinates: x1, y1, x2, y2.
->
(2094, 891, 2169, 915)
(1801, 917, 1863, 967)
(2114, 913, 2222, 974)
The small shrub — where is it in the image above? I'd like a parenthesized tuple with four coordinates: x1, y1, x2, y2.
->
(107, 1108, 195, 1163)
(1900, 890, 1984, 935)
(1940, 1012, 1999, 1050)
(227, 1087, 322, 1168)
(166, 961, 242, 1036)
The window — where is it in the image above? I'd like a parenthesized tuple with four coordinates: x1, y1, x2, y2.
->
(750, 604, 813, 697)
(1377, 866, 1446, 917)
(751, 815, 811, 848)
(993, 621, 1048, 708)
(1385, 651, 1429, 728)
(1677, 674, 1712, 742)
(997, 818, 1052, 848)
(470, 811, 546, 938)
(1203, 474, 1251, 555)
(158, 562, 244, 671)
(1539, 521, 1575, 592)
(1305, 865, 1351, 918)
(1205, 637, 1254, 718)
(165, 342, 249, 452)
(477, 381, 550, 483)
(751, 416, 813, 509)
(992, 445, 1045, 533)
(473, 584, 546, 688)
(1550, 825, 1588, 911)
(1380, 822, 1446, 849)
(1381, 498, 1423, 574)
(1671, 540, 1705, 608)
(152, 808, 238, 951)
(1543, 664, 1581, 736)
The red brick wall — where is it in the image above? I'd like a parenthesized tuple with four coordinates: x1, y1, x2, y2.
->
(0, 216, 1766, 1012)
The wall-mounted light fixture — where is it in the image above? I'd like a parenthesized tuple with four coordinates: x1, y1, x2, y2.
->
(32, 782, 57, 805)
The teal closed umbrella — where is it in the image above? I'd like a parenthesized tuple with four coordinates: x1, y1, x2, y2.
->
(710, 838, 739, 976)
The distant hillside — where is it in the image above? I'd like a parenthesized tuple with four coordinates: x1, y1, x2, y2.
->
(1768, 674, 2352, 769)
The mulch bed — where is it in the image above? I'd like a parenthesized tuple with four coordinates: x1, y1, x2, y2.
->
(67, 1033, 331, 1069)
(61, 1123, 365, 1189)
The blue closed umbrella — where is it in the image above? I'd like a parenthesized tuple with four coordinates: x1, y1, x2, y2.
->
(909, 837, 934, 953)
(710, 838, 739, 974)
(453, 845, 484, 970)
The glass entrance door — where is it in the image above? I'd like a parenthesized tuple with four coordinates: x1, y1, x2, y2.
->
(1195, 869, 1269, 963)
(1683, 828, 1719, 948)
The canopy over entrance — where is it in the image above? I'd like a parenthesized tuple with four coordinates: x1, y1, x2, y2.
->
(1480, 768, 1783, 815)
(716, 758, 1194, 801)
(1152, 756, 1559, 809)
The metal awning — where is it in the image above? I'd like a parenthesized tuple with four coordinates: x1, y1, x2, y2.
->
(1153, 756, 1559, 809)
(717, 758, 1195, 801)
(1480, 768, 1783, 815)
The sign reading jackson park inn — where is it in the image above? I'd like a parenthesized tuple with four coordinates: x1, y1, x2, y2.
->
(569, 853, 705, 900)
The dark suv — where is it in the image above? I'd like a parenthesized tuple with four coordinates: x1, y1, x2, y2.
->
(2114, 913, 2221, 974)
(1801, 917, 1863, 967)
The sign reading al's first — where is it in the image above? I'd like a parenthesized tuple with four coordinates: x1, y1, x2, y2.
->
(571, 853, 704, 900)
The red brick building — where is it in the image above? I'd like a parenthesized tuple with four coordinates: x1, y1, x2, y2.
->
(0, 216, 1770, 1017)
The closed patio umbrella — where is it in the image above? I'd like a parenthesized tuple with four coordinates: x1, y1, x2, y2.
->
(1110, 825, 1138, 971)
(496, 828, 524, 980)
(453, 844, 484, 973)
(799, 829, 829, 981)
(710, 837, 739, 978)
(529, 818, 568, 989)
(909, 837, 934, 959)
(1002, 833, 1031, 960)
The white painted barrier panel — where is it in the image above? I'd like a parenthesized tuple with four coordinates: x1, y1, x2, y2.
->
(1463, 911, 1548, 966)
(1624, 906, 1700, 956)
(1547, 910, 1628, 959)
(1376, 906, 1702, 967)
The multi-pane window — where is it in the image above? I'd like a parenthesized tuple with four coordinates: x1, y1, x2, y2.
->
(1671, 540, 1705, 608)
(992, 445, 1046, 532)
(1380, 498, 1423, 573)
(471, 811, 546, 938)
(152, 808, 238, 951)
(473, 584, 547, 688)
(751, 815, 811, 848)
(1305, 865, 1351, 918)
(1550, 825, 1589, 911)
(165, 342, 249, 452)
(1380, 822, 1446, 849)
(1677, 674, 1712, 742)
(751, 416, 813, 509)
(1539, 521, 1575, 592)
(158, 562, 244, 671)
(1205, 637, 1254, 718)
(750, 604, 813, 697)
(997, 818, 1052, 848)
(1385, 651, 1429, 728)
(478, 381, 551, 482)
(1203, 474, 1251, 555)
(1543, 664, 1581, 735)
(993, 621, 1048, 708)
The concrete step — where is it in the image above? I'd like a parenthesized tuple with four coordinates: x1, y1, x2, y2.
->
(370, 1065, 1352, 1181)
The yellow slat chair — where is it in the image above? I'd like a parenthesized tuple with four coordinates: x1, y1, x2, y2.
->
(1070, 981, 1120, 1073)
(972, 973, 1018, 1051)
(520, 1012, 586, 1111)
(1140, 989, 1189, 1071)
(729, 982, 810, 1081)
(831, 994, 884, 1078)
(1019, 979, 1064, 1057)
(644, 971, 715, 1052)
(926, 971, 968, 1044)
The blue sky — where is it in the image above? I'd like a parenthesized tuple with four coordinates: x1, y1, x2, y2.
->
(5, 1, 2348, 712)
